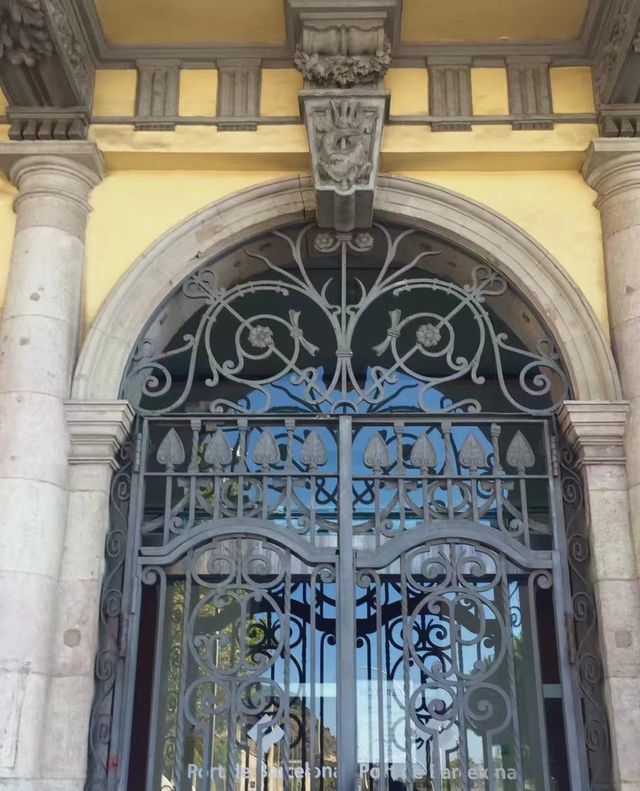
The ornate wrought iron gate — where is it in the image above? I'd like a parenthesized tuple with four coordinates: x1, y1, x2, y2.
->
(85, 221, 613, 791)
(93, 412, 594, 791)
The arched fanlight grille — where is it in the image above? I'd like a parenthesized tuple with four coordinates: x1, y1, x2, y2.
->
(85, 222, 614, 791)
(122, 223, 569, 417)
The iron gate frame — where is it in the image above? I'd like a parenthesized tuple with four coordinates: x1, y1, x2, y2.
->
(88, 412, 597, 791)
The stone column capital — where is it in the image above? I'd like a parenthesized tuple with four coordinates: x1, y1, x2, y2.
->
(65, 400, 135, 469)
(558, 400, 630, 468)
(0, 142, 105, 236)
(582, 139, 640, 204)
(0, 141, 105, 183)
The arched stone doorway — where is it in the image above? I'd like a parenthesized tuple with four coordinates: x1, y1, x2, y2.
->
(64, 177, 631, 791)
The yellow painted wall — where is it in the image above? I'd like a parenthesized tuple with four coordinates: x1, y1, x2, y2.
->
(80, 164, 607, 338)
(471, 68, 509, 115)
(397, 170, 607, 329)
(0, 173, 16, 311)
(0, 87, 9, 143)
(93, 70, 137, 116)
(550, 67, 595, 113)
(385, 69, 429, 116)
(179, 69, 218, 116)
(260, 70, 302, 117)
(84, 170, 299, 328)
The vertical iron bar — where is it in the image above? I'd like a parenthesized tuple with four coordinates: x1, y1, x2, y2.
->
(310, 569, 319, 791)
(546, 425, 590, 791)
(395, 421, 406, 534)
(116, 419, 149, 791)
(173, 552, 193, 790)
(188, 419, 201, 530)
(143, 568, 169, 791)
(500, 558, 524, 791)
(443, 422, 455, 520)
(375, 573, 387, 791)
(526, 573, 552, 791)
(285, 419, 294, 533)
(400, 558, 414, 791)
(337, 415, 357, 791)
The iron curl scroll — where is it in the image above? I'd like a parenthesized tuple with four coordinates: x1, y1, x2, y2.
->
(123, 223, 569, 417)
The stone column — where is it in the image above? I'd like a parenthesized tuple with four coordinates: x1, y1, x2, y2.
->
(0, 143, 104, 788)
(41, 401, 133, 789)
(584, 140, 640, 573)
(560, 401, 640, 791)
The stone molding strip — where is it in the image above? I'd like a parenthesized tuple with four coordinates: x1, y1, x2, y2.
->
(65, 400, 135, 468)
(558, 401, 630, 467)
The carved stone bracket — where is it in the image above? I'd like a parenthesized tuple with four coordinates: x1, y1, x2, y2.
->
(289, 0, 398, 231)
(293, 17, 391, 89)
(302, 91, 386, 231)
(593, 0, 640, 107)
(0, 0, 94, 140)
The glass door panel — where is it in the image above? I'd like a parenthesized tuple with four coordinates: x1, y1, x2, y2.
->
(137, 537, 338, 791)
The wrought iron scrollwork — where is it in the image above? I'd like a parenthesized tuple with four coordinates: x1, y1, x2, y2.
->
(123, 223, 568, 417)
(356, 540, 555, 788)
(85, 439, 134, 791)
(560, 444, 614, 790)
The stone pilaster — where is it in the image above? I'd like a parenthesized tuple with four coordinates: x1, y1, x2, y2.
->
(0, 142, 103, 787)
(559, 401, 640, 791)
(584, 140, 640, 578)
(39, 401, 134, 786)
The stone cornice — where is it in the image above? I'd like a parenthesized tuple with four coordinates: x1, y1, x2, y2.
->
(558, 401, 630, 467)
(65, 400, 135, 469)
(74, 0, 607, 69)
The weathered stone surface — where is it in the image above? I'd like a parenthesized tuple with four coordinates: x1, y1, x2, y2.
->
(0, 145, 102, 783)
(302, 91, 387, 230)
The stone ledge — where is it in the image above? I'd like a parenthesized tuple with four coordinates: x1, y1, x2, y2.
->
(559, 400, 630, 467)
(64, 400, 134, 468)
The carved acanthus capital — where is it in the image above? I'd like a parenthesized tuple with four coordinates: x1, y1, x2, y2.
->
(288, 0, 398, 89)
(294, 24, 391, 89)
(0, 0, 52, 66)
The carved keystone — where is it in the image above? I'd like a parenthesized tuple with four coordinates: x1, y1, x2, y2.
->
(289, 0, 398, 231)
(302, 91, 387, 231)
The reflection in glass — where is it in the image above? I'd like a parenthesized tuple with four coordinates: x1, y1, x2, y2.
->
(355, 542, 564, 791)
(138, 538, 338, 791)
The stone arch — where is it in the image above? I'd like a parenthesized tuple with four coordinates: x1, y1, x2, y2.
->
(72, 174, 621, 402)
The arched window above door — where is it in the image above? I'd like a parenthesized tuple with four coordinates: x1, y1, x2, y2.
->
(122, 222, 569, 418)
(85, 218, 612, 791)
